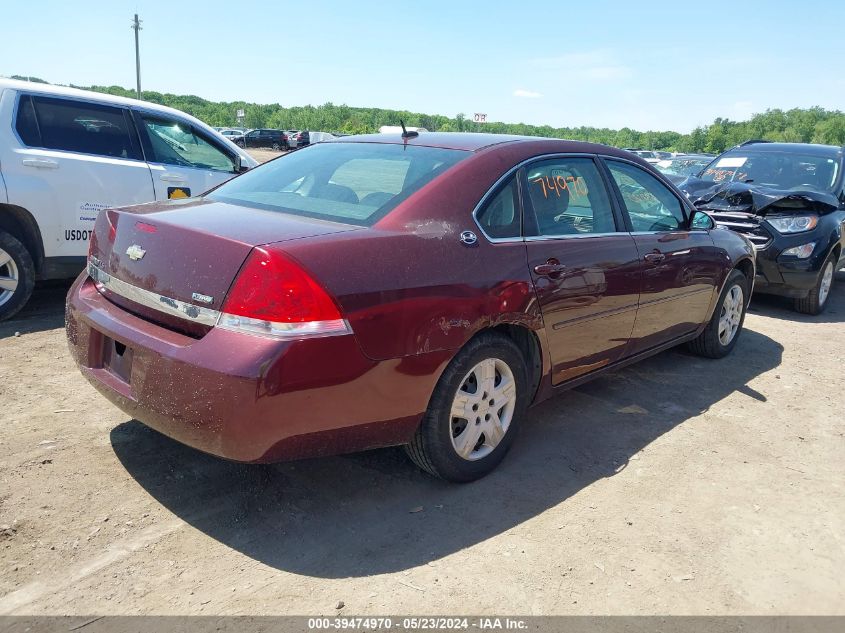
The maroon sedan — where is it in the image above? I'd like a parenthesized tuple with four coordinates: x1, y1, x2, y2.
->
(66, 133, 755, 482)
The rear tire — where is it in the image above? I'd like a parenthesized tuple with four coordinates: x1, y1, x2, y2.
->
(272, 142, 281, 151)
(0, 231, 36, 322)
(405, 332, 529, 482)
(688, 268, 748, 359)
(794, 253, 836, 315)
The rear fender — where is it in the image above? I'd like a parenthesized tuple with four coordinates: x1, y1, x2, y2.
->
(281, 229, 544, 361)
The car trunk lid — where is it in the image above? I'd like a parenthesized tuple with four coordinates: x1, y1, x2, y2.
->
(89, 198, 361, 335)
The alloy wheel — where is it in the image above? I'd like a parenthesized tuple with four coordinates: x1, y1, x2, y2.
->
(449, 358, 516, 461)
(819, 262, 834, 306)
(718, 284, 744, 346)
(0, 247, 19, 308)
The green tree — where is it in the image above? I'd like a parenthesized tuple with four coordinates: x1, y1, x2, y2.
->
(20, 77, 845, 152)
(812, 118, 845, 145)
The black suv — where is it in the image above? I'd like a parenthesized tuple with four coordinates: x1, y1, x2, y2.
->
(235, 128, 289, 151)
(679, 141, 845, 314)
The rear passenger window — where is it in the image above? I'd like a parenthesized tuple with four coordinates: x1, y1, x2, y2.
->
(15, 96, 40, 146)
(24, 96, 140, 160)
(476, 177, 520, 239)
(606, 160, 686, 232)
(524, 157, 618, 236)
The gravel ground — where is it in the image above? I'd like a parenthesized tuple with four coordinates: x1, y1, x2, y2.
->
(0, 175, 842, 615)
(246, 148, 285, 164)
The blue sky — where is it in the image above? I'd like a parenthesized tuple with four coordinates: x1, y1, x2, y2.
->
(2, 0, 843, 133)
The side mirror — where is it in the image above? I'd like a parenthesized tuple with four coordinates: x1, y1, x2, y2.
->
(233, 154, 249, 174)
(689, 208, 715, 230)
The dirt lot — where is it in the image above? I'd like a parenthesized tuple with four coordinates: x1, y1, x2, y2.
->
(247, 148, 285, 164)
(1, 262, 843, 614)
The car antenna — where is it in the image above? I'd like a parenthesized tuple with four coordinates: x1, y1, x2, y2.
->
(400, 119, 418, 141)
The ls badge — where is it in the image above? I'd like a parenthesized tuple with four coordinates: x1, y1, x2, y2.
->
(126, 244, 146, 261)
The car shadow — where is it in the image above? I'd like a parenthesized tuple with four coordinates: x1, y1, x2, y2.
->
(748, 270, 845, 324)
(0, 279, 74, 339)
(111, 327, 783, 579)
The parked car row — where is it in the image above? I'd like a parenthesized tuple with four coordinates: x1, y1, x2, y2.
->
(621, 149, 672, 164)
(220, 127, 337, 151)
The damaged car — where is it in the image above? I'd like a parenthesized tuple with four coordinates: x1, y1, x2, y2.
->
(679, 141, 845, 314)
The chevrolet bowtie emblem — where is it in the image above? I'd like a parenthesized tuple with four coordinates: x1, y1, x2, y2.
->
(126, 244, 146, 261)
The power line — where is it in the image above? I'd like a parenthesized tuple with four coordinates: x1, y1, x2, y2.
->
(131, 14, 142, 99)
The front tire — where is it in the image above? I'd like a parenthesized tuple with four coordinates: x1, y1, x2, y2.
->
(406, 333, 529, 482)
(0, 231, 36, 321)
(794, 254, 836, 315)
(688, 268, 748, 359)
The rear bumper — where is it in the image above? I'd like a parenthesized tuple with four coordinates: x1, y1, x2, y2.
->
(66, 273, 446, 462)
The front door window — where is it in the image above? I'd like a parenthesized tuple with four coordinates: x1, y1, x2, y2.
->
(605, 161, 685, 232)
(606, 159, 719, 350)
(140, 114, 235, 172)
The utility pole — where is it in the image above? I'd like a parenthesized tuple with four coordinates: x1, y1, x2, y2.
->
(131, 14, 142, 99)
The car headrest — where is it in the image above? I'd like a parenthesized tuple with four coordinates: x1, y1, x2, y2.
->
(317, 183, 359, 204)
(360, 191, 395, 207)
(529, 178, 569, 219)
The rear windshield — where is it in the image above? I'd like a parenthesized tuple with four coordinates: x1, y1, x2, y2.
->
(699, 150, 840, 192)
(208, 142, 469, 226)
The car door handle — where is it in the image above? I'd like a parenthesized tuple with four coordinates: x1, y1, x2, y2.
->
(160, 173, 187, 183)
(644, 252, 666, 264)
(534, 261, 567, 276)
(22, 158, 59, 169)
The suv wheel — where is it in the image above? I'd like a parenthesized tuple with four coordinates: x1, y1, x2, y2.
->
(0, 231, 36, 321)
(688, 268, 748, 359)
(794, 254, 836, 315)
(406, 333, 528, 482)
(272, 142, 281, 151)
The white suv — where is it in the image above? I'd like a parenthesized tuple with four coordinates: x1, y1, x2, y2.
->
(0, 78, 258, 320)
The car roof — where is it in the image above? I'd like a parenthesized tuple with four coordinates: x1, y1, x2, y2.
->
(0, 77, 203, 121)
(331, 132, 640, 158)
(728, 141, 842, 157)
(0, 78, 259, 166)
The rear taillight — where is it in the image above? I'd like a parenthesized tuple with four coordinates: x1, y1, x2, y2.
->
(88, 210, 116, 258)
(218, 247, 350, 339)
(106, 210, 118, 242)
